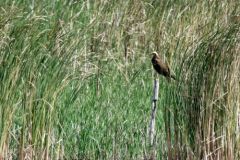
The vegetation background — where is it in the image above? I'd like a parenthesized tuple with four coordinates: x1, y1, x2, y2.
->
(0, 0, 239, 159)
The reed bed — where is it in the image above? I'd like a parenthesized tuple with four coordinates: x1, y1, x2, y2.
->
(0, 0, 239, 159)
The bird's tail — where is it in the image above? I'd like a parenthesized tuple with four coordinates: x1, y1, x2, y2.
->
(170, 74, 176, 80)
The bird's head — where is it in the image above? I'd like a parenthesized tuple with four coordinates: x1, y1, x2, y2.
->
(152, 52, 158, 58)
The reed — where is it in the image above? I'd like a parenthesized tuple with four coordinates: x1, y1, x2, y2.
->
(0, 0, 239, 159)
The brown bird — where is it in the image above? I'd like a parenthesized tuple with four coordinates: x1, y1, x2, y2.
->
(151, 52, 176, 81)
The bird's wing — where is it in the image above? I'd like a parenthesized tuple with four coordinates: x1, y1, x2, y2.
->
(155, 57, 163, 65)
(163, 59, 171, 72)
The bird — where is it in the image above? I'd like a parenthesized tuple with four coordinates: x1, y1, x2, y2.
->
(151, 52, 176, 81)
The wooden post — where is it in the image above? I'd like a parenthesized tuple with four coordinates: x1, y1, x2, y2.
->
(148, 79, 159, 159)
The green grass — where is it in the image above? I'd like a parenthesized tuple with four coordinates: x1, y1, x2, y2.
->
(0, 0, 240, 159)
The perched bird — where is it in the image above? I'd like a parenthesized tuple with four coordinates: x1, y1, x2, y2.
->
(151, 52, 176, 81)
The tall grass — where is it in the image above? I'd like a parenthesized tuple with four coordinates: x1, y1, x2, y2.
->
(0, 0, 239, 159)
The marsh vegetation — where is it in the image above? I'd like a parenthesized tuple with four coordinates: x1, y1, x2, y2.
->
(0, 0, 239, 159)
